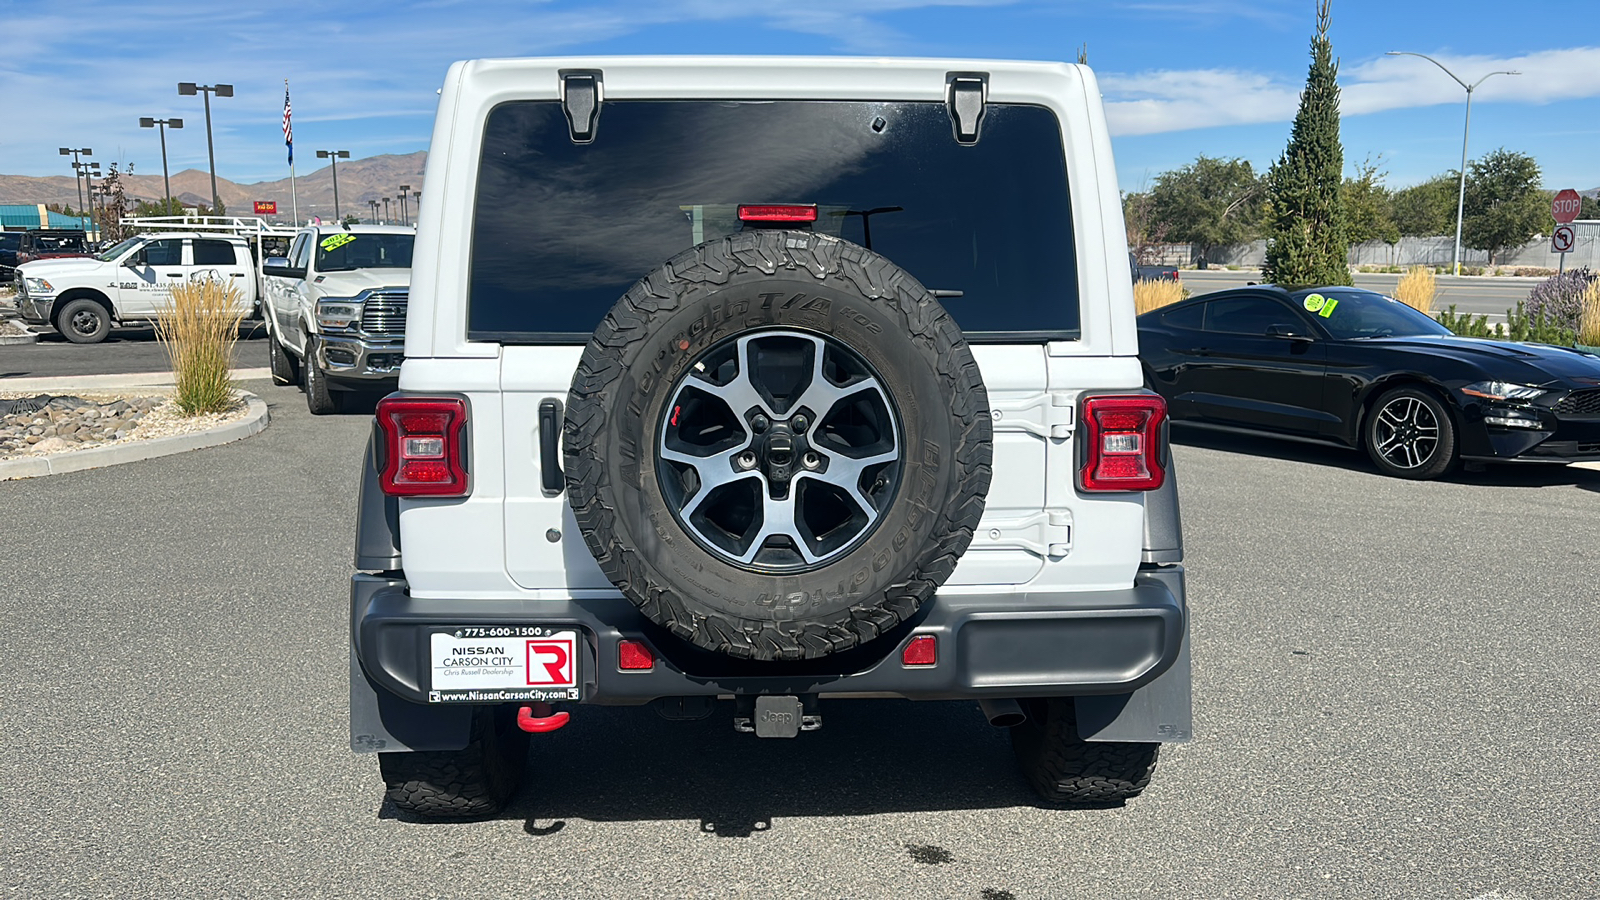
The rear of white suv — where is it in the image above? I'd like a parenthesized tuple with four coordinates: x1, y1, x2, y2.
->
(350, 57, 1189, 819)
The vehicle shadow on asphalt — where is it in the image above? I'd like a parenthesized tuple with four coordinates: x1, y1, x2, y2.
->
(28, 322, 269, 344)
(1173, 425, 1600, 490)
(381, 700, 1048, 832)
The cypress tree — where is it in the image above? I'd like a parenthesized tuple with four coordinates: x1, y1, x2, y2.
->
(1261, 0, 1351, 287)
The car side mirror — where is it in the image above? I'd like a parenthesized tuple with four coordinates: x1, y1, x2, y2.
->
(123, 253, 144, 268)
(263, 263, 306, 279)
(1266, 324, 1313, 341)
(265, 257, 291, 268)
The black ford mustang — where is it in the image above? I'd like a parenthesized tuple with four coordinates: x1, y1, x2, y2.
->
(1137, 285, 1600, 479)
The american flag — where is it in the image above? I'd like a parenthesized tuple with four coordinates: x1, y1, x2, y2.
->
(282, 86, 293, 165)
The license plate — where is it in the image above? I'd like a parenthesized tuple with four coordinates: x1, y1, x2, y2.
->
(427, 626, 580, 704)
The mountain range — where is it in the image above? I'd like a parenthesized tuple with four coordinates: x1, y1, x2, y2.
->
(0, 151, 427, 223)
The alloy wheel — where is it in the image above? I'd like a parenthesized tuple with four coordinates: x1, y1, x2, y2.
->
(1372, 395, 1440, 470)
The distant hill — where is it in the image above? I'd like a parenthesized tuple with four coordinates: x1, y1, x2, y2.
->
(0, 151, 427, 222)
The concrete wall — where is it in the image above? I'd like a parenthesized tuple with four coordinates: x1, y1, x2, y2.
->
(1145, 222, 1600, 271)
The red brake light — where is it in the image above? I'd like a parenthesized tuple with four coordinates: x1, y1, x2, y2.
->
(737, 204, 818, 223)
(376, 396, 470, 497)
(618, 640, 655, 671)
(901, 634, 937, 666)
(1080, 394, 1167, 492)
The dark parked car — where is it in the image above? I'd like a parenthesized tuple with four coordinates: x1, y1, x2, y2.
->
(1138, 285, 1600, 479)
(16, 229, 91, 266)
(1129, 251, 1178, 283)
(0, 232, 19, 277)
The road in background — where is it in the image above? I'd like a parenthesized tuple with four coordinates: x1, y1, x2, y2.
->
(2, 380, 1596, 899)
(1180, 270, 1538, 319)
(0, 322, 268, 381)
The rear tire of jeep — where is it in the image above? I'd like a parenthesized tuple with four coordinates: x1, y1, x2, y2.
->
(55, 297, 112, 344)
(267, 327, 299, 387)
(565, 230, 992, 661)
(303, 337, 343, 415)
(378, 706, 529, 819)
(1010, 698, 1160, 807)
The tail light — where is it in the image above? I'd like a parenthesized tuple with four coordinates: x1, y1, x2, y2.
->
(737, 204, 818, 223)
(375, 396, 470, 497)
(1080, 394, 1167, 492)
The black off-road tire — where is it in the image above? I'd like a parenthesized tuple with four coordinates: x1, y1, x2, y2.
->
(55, 297, 112, 344)
(378, 706, 529, 819)
(1363, 385, 1458, 480)
(303, 336, 344, 415)
(1010, 698, 1160, 806)
(565, 230, 992, 661)
(267, 326, 300, 387)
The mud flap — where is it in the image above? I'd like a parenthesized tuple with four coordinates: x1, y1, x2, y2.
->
(350, 646, 473, 753)
(1074, 595, 1192, 743)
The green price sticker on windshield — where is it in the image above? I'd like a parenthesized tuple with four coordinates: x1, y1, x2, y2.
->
(1303, 294, 1326, 312)
(320, 233, 356, 252)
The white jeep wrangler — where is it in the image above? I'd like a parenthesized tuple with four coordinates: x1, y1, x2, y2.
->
(350, 56, 1189, 819)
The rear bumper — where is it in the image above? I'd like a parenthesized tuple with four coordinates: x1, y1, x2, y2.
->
(352, 568, 1188, 707)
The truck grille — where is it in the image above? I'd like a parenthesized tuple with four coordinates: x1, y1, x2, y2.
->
(361, 291, 408, 336)
(1554, 389, 1600, 416)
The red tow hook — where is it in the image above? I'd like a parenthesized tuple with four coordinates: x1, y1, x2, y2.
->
(516, 702, 570, 733)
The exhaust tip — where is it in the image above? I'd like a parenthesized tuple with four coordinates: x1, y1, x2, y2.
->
(978, 698, 1026, 728)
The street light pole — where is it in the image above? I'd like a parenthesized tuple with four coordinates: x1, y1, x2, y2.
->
(382, 197, 391, 224)
(139, 117, 184, 212)
(178, 82, 233, 215)
(58, 147, 91, 223)
(368, 199, 379, 223)
(1386, 52, 1519, 276)
(398, 184, 410, 226)
(315, 149, 351, 220)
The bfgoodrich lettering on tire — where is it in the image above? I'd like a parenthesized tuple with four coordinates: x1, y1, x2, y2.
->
(564, 230, 992, 661)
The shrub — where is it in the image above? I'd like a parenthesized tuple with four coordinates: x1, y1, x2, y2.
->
(1525, 267, 1596, 330)
(154, 279, 245, 415)
(1580, 278, 1600, 347)
(1133, 279, 1186, 315)
(1394, 265, 1436, 313)
(1435, 304, 1498, 338)
(1434, 300, 1576, 346)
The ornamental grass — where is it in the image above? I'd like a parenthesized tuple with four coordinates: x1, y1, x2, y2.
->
(1133, 279, 1186, 316)
(1394, 265, 1436, 314)
(154, 279, 245, 415)
(1580, 278, 1600, 348)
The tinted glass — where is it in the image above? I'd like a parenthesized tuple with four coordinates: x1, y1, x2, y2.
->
(143, 240, 182, 267)
(1292, 289, 1451, 339)
(1159, 304, 1204, 331)
(96, 237, 142, 262)
(469, 100, 1078, 342)
(192, 239, 237, 266)
(0, 234, 18, 251)
(316, 233, 413, 272)
(1204, 296, 1301, 335)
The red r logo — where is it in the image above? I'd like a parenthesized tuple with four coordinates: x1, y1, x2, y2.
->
(526, 639, 573, 686)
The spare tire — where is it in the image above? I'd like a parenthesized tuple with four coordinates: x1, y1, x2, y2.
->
(564, 230, 991, 661)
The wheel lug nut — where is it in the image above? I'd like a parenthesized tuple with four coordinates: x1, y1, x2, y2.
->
(737, 451, 758, 470)
(792, 415, 808, 433)
(802, 452, 821, 469)
(750, 414, 769, 433)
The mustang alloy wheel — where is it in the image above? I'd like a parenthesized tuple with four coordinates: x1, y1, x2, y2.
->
(1364, 386, 1458, 480)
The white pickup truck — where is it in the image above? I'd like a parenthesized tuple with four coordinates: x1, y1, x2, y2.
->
(261, 224, 413, 415)
(13, 232, 259, 343)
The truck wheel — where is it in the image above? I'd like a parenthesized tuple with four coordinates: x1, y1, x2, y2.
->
(267, 328, 300, 387)
(55, 297, 112, 344)
(1010, 698, 1160, 806)
(303, 337, 344, 415)
(378, 706, 529, 819)
(1363, 386, 1457, 480)
(564, 230, 992, 661)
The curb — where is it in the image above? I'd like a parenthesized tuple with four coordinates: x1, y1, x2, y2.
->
(1, 368, 272, 392)
(0, 332, 39, 345)
(0, 393, 270, 481)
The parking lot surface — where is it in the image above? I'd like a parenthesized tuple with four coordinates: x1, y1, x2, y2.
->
(0, 323, 269, 381)
(1, 380, 1596, 899)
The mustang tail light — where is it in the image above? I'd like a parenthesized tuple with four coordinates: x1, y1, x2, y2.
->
(376, 396, 470, 497)
(1080, 393, 1167, 492)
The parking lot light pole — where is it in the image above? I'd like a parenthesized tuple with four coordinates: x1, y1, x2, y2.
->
(398, 184, 411, 225)
(59, 147, 92, 223)
(1385, 52, 1518, 276)
(382, 197, 391, 224)
(315, 149, 351, 219)
(367, 199, 379, 223)
(178, 82, 233, 216)
(139, 117, 184, 212)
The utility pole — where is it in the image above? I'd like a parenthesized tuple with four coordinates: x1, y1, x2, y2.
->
(178, 82, 233, 215)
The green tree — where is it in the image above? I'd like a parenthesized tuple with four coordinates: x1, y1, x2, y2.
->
(1344, 156, 1399, 249)
(1261, 0, 1350, 287)
(1390, 174, 1458, 237)
(1147, 155, 1263, 264)
(135, 197, 187, 217)
(1579, 194, 1599, 220)
(1461, 148, 1544, 265)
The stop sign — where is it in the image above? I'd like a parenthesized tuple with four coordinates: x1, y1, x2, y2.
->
(1553, 189, 1582, 224)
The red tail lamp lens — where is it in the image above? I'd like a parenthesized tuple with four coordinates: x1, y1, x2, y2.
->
(618, 640, 655, 671)
(737, 204, 818, 223)
(902, 634, 937, 666)
(1080, 394, 1167, 492)
(376, 397, 470, 497)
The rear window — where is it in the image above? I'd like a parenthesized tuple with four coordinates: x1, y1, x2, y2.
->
(468, 100, 1078, 343)
(192, 239, 237, 266)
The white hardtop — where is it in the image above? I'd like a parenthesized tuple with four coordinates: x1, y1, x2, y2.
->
(405, 55, 1136, 362)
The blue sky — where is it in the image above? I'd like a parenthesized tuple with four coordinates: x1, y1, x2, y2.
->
(2, 0, 1596, 192)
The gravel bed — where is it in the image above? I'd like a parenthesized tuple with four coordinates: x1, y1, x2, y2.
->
(0, 390, 251, 460)
(0, 319, 31, 337)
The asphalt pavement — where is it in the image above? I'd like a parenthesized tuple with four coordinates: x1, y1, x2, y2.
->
(1181, 270, 1539, 320)
(0, 321, 269, 380)
(2, 380, 1598, 899)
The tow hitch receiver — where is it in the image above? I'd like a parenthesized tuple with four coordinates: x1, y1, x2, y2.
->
(734, 695, 821, 738)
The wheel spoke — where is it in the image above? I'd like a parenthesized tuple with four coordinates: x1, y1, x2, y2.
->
(738, 493, 820, 565)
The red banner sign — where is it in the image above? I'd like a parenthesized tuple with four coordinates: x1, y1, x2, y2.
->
(254, 201, 278, 215)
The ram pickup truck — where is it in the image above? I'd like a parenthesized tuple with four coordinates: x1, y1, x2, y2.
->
(13, 232, 257, 343)
(351, 57, 1191, 820)
(17, 229, 92, 266)
(261, 224, 413, 415)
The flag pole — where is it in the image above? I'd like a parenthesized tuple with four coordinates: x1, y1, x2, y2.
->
(286, 79, 299, 225)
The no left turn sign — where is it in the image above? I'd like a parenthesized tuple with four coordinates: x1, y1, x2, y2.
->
(1551, 224, 1576, 254)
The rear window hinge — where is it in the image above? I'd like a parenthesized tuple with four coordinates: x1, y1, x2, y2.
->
(945, 72, 989, 145)
(560, 69, 603, 144)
